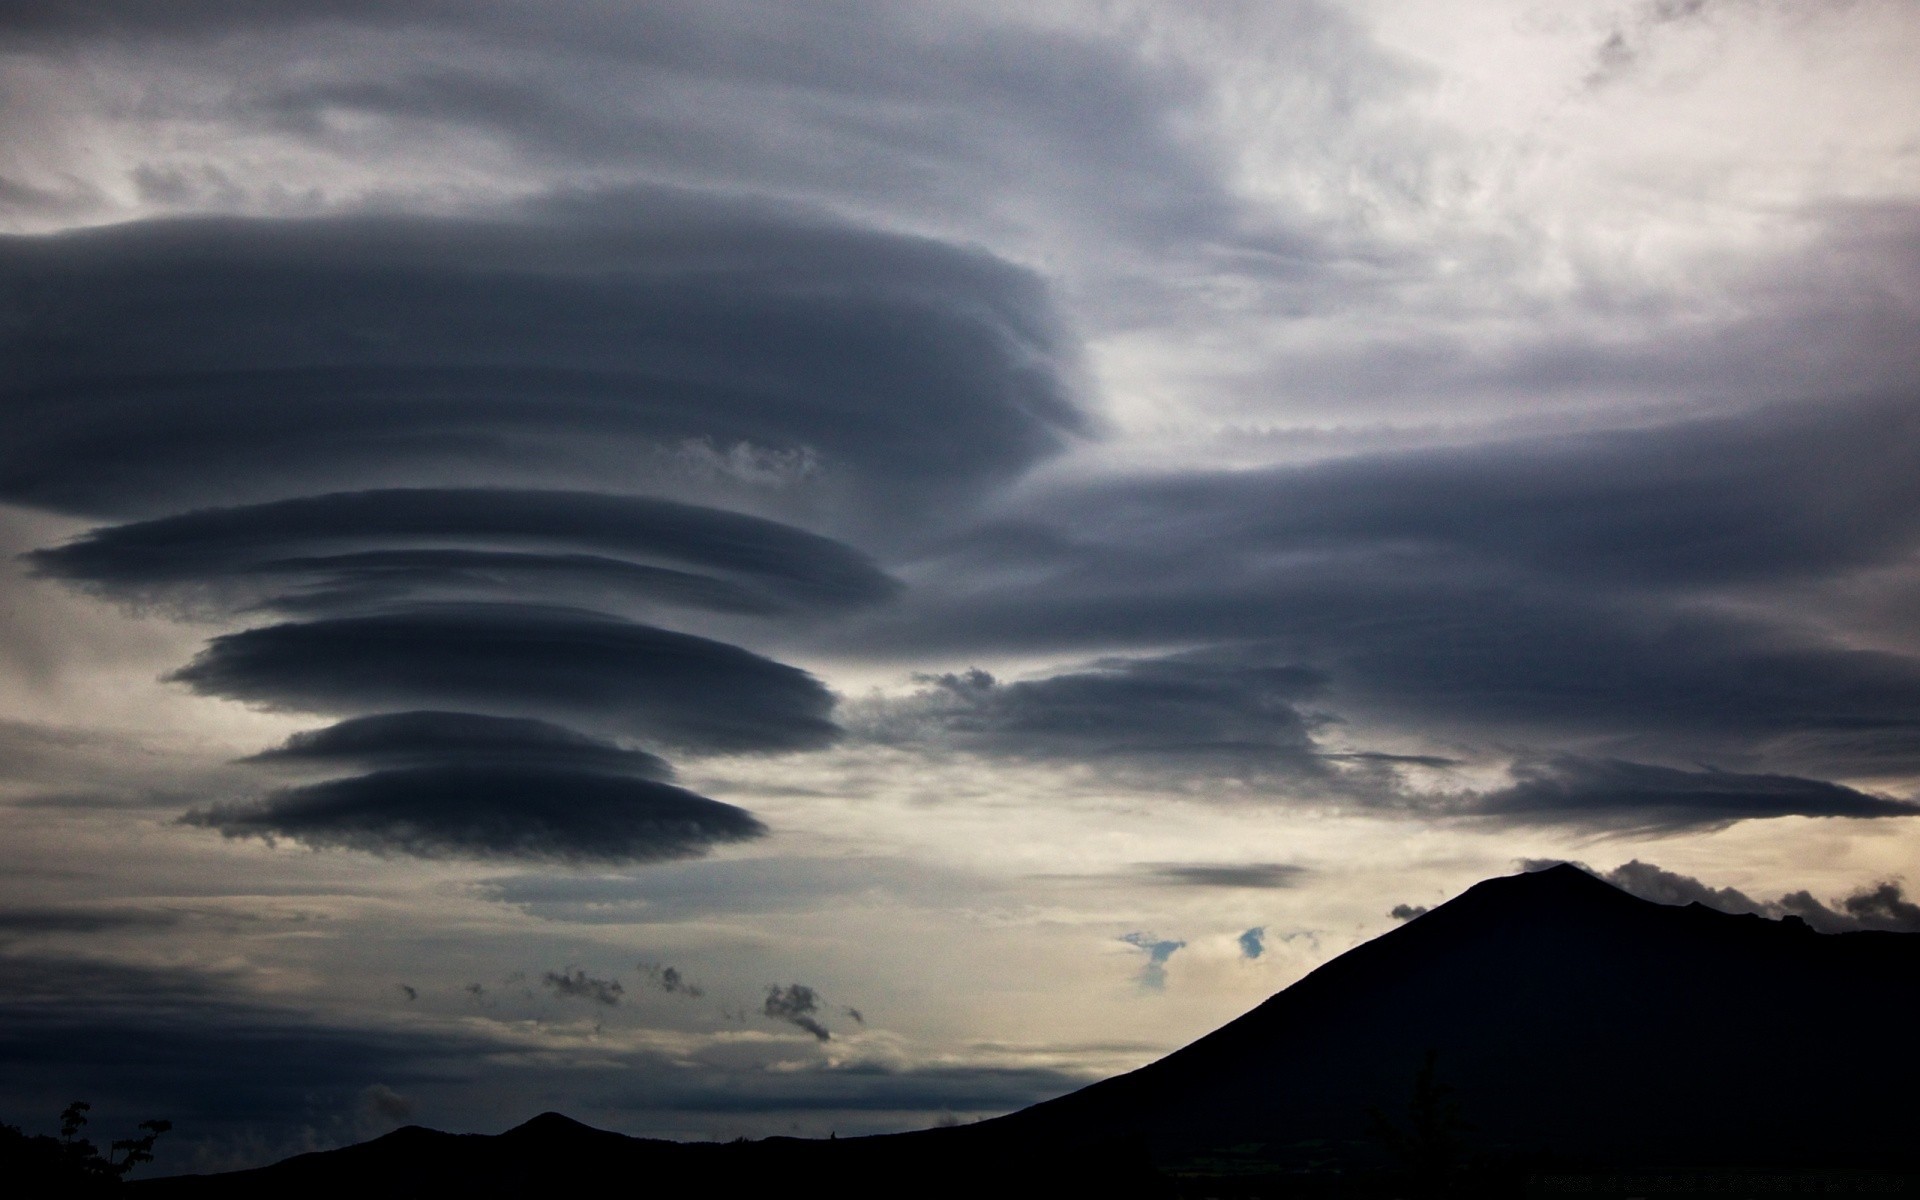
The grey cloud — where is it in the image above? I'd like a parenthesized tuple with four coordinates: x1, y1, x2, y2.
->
(0, 953, 495, 1164)
(186, 764, 766, 863)
(945, 395, 1920, 600)
(357, 1083, 413, 1126)
(543, 969, 624, 1006)
(244, 711, 673, 780)
(472, 856, 983, 924)
(856, 649, 1330, 774)
(28, 488, 899, 619)
(1388, 904, 1427, 921)
(0, 197, 1082, 528)
(862, 397, 1920, 779)
(1140, 863, 1306, 889)
(1471, 756, 1916, 832)
(0, 907, 178, 937)
(168, 604, 838, 754)
(763, 983, 829, 1042)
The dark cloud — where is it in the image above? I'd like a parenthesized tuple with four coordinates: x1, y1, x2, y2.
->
(856, 649, 1330, 774)
(1529, 858, 1920, 934)
(763, 983, 829, 1042)
(28, 488, 899, 619)
(243, 711, 673, 780)
(0, 954, 495, 1164)
(634, 963, 704, 999)
(168, 604, 838, 754)
(397, 984, 418, 1003)
(1387, 904, 1427, 922)
(542, 969, 624, 1006)
(861, 397, 1920, 779)
(1471, 756, 1916, 832)
(0, 908, 178, 937)
(0, 197, 1083, 528)
(186, 764, 765, 863)
(1139, 863, 1306, 889)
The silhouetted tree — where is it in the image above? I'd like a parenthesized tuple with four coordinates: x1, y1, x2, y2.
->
(1369, 1049, 1472, 1196)
(0, 1100, 171, 1191)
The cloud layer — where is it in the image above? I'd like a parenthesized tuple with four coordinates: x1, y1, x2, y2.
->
(190, 764, 766, 863)
(29, 488, 900, 618)
(0, 199, 1084, 526)
(171, 605, 838, 754)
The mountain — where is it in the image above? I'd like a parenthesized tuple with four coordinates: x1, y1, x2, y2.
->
(133, 865, 1920, 1196)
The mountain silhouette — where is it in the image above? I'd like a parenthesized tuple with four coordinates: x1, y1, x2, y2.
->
(133, 865, 1920, 1196)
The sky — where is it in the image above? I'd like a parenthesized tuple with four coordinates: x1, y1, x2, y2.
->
(3, 0, 1920, 1172)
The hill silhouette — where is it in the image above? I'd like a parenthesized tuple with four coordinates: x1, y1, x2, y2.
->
(132, 865, 1920, 1196)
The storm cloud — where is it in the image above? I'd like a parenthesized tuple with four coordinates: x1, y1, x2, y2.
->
(243, 711, 673, 779)
(187, 764, 766, 863)
(0, 198, 1084, 526)
(169, 604, 838, 753)
(865, 396, 1920, 781)
(28, 488, 900, 618)
(856, 648, 1331, 775)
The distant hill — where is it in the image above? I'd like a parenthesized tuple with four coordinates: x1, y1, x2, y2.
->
(134, 865, 1920, 1197)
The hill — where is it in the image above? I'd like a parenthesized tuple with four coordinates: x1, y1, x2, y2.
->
(133, 865, 1920, 1196)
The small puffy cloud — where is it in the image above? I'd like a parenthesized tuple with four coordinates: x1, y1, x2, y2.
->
(542, 969, 623, 1006)
(357, 1084, 414, 1127)
(186, 764, 765, 863)
(1119, 931, 1185, 991)
(1537, 858, 1920, 934)
(1388, 904, 1428, 922)
(1237, 927, 1266, 960)
(763, 983, 830, 1041)
(635, 963, 704, 999)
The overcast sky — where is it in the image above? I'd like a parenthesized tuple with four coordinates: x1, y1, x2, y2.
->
(4, 0, 1919, 1170)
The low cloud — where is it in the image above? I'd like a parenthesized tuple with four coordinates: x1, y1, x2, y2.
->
(169, 604, 839, 754)
(543, 969, 624, 1006)
(0, 907, 179, 937)
(763, 983, 830, 1041)
(186, 764, 766, 863)
(1141, 863, 1306, 889)
(1388, 904, 1428, 922)
(1535, 858, 1920, 934)
(1472, 756, 1917, 832)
